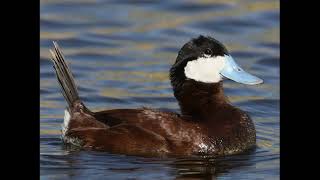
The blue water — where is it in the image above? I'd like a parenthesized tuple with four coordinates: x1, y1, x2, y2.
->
(40, 0, 279, 179)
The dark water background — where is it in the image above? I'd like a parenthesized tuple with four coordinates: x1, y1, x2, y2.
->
(40, 0, 279, 179)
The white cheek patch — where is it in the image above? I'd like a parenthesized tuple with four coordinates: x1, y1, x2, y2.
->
(184, 56, 226, 83)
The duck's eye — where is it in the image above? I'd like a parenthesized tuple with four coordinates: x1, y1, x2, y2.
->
(204, 48, 212, 56)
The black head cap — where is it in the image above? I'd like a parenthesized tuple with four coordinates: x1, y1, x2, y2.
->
(176, 35, 228, 63)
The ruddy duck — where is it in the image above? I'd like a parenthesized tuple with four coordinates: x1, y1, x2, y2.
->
(49, 35, 263, 157)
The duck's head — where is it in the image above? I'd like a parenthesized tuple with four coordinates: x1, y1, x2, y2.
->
(170, 35, 263, 91)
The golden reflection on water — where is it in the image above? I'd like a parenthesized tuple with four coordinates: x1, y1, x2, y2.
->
(40, 32, 77, 40)
(96, 71, 168, 82)
(40, 129, 61, 135)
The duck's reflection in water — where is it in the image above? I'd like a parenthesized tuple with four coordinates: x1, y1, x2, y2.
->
(61, 145, 255, 180)
(171, 148, 256, 180)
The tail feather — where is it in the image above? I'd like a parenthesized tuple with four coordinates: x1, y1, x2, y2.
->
(49, 41, 80, 107)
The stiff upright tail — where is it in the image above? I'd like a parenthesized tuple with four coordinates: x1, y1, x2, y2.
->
(49, 41, 80, 107)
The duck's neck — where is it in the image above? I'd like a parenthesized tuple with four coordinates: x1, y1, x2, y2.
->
(174, 80, 229, 120)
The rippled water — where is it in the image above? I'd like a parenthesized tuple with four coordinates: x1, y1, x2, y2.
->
(40, 0, 279, 179)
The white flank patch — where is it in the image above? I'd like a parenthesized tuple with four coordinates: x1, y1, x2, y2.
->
(60, 110, 83, 147)
(198, 143, 209, 152)
(184, 55, 227, 83)
(61, 109, 71, 138)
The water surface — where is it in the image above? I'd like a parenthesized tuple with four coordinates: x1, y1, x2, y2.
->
(40, 0, 279, 179)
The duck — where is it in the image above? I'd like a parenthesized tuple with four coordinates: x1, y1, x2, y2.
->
(49, 35, 263, 157)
